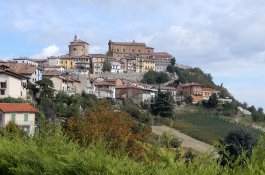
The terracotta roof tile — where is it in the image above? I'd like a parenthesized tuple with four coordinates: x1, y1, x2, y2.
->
(0, 63, 37, 75)
(0, 103, 37, 113)
(43, 70, 63, 76)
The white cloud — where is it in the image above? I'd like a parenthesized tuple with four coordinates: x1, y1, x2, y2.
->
(33, 44, 61, 59)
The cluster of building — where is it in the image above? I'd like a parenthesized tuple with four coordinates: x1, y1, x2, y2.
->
(0, 35, 228, 135)
(47, 35, 173, 74)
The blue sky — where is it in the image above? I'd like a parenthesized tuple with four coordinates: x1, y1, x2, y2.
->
(0, 0, 264, 109)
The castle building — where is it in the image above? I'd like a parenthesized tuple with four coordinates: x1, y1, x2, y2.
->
(108, 40, 154, 60)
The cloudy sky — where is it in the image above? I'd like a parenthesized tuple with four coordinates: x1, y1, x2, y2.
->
(0, 0, 264, 109)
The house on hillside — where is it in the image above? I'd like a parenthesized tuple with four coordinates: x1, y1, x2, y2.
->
(201, 88, 220, 100)
(116, 85, 156, 105)
(177, 82, 202, 103)
(50, 75, 81, 95)
(13, 57, 38, 66)
(93, 81, 115, 99)
(0, 103, 37, 135)
(0, 63, 43, 83)
(0, 65, 28, 99)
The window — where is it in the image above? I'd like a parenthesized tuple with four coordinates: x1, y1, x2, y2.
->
(11, 113, 16, 122)
(73, 48, 76, 51)
(132, 49, 134, 52)
(123, 49, 125, 52)
(138, 49, 140, 52)
(117, 49, 119, 52)
(0, 82, 6, 88)
(0, 90, 5, 95)
(24, 113, 28, 121)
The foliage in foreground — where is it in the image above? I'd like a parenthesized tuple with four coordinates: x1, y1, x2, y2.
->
(0, 124, 264, 175)
(65, 100, 151, 160)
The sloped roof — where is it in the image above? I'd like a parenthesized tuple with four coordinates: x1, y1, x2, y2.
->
(109, 41, 146, 46)
(0, 103, 37, 113)
(43, 70, 64, 76)
(0, 63, 37, 75)
(94, 81, 115, 86)
(153, 52, 173, 58)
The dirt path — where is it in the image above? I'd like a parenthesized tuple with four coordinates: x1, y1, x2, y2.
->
(152, 125, 215, 154)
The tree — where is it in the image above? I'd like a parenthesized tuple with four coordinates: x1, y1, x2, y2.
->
(166, 65, 175, 73)
(257, 107, 264, 114)
(102, 61, 112, 72)
(36, 78, 54, 99)
(218, 128, 257, 166)
(156, 72, 170, 84)
(141, 71, 157, 84)
(0, 121, 27, 138)
(203, 93, 219, 108)
(151, 91, 174, 117)
(248, 105, 256, 113)
(66, 100, 151, 159)
(242, 102, 248, 109)
(141, 71, 170, 84)
(170, 57, 176, 65)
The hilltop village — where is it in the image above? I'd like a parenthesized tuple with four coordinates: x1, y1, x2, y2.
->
(0, 35, 237, 134)
(0, 36, 264, 175)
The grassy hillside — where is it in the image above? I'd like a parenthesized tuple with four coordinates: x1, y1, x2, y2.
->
(173, 67, 233, 99)
(172, 107, 261, 144)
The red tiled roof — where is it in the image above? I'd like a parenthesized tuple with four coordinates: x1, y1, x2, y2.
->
(43, 70, 64, 76)
(0, 63, 37, 75)
(0, 103, 37, 113)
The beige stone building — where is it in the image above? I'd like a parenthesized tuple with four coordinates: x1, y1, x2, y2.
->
(136, 57, 156, 73)
(0, 103, 37, 135)
(0, 65, 28, 99)
(48, 35, 90, 69)
(108, 40, 154, 60)
(69, 35, 89, 57)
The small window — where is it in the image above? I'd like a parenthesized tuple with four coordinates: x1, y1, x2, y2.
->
(24, 113, 28, 122)
(73, 48, 76, 51)
(132, 49, 134, 52)
(11, 113, 16, 122)
(1, 82, 6, 88)
(117, 49, 119, 52)
(138, 49, 140, 52)
(123, 49, 125, 52)
(0, 90, 5, 95)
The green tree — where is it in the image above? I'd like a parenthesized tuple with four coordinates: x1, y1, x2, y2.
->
(0, 121, 27, 138)
(102, 61, 112, 72)
(156, 72, 170, 84)
(141, 71, 157, 84)
(166, 65, 175, 73)
(36, 78, 54, 99)
(141, 71, 170, 84)
(170, 57, 176, 65)
(151, 91, 174, 117)
(203, 94, 219, 108)
(218, 128, 257, 166)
